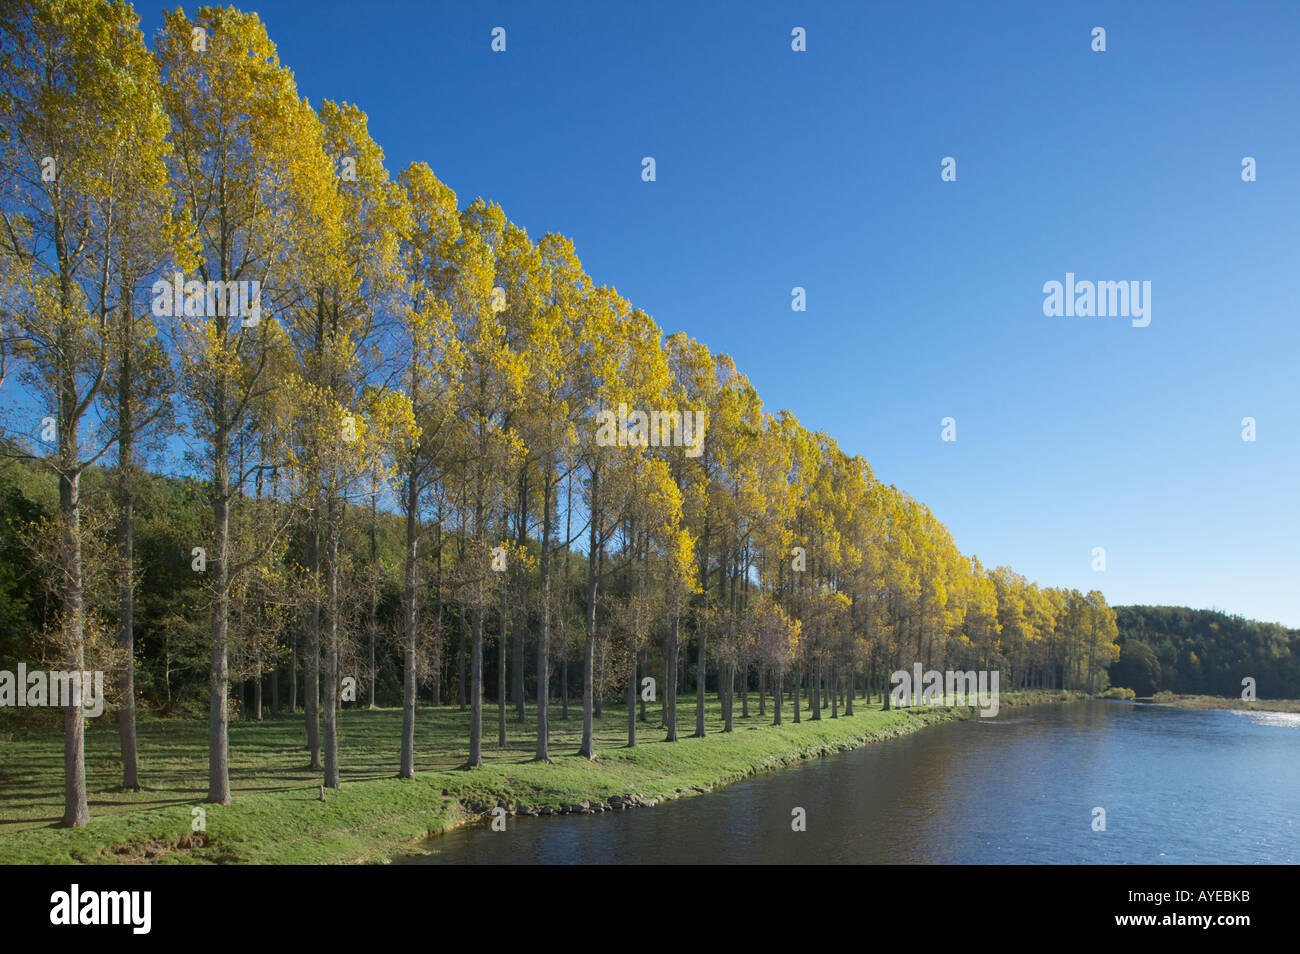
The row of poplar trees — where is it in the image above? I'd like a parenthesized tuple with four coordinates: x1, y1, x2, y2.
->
(0, 1, 1121, 827)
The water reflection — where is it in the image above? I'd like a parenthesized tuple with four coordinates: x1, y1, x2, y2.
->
(397, 701, 1299, 865)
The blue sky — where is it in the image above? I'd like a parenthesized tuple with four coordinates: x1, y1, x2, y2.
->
(136, 1, 1300, 625)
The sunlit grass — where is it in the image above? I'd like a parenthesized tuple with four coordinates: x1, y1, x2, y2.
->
(0, 689, 1073, 863)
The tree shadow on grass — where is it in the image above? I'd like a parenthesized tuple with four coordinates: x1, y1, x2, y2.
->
(0, 814, 62, 827)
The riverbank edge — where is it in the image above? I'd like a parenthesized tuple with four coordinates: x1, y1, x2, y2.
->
(0, 690, 1082, 865)
(376, 707, 965, 865)
(1145, 692, 1300, 713)
(371, 688, 1083, 866)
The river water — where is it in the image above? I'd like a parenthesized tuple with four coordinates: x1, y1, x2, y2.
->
(397, 701, 1299, 864)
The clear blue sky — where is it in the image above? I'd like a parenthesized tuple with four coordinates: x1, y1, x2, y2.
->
(137, 1, 1300, 626)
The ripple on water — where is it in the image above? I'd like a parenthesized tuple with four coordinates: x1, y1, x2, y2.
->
(397, 701, 1300, 865)
(1223, 708, 1300, 729)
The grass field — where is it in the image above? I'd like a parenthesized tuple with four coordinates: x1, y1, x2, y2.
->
(1149, 691, 1300, 713)
(0, 689, 1076, 864)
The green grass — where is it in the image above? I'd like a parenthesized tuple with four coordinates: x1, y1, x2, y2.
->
(0, 689, 1078, 864)
(1148, 691, 1300, 713)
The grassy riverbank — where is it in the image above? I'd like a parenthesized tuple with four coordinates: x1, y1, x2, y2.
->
(1148, 691, 1300, 713)
(0, 689, 1079, 864)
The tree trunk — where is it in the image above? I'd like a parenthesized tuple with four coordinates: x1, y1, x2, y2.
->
(811, 659, 821, 720)
(469, 601, 484, 767)
(723, 660, 735, 732)
(639, 649, 648, 722)
(695, 517, 710, 738)
(305, 526, 322, 770)
(289, 630, 298, 714)
(498, 513, 508, 748)
(206, 433, 232, 805)
(883, 646, 895, 710)
(535, 475, 553, 761)
(665, 611, 679, 741)
(368, 488, 378, 708)
(511, 478, 527, 722)
(432, 507, 444, 708)
(578, 484, 599, 759)
(59, 459, 90, 825)
(116, 412, 139, 790)
(322, 503, 341, 789)
(626, 655, 636, 747)
(457, 608, 467, 710)
(400, 476, 419, 779)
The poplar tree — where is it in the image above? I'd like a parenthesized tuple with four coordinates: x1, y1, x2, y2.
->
(157, 5, 332, 804)
(0, 0, 171, 824)
(393, 160, 460, 778)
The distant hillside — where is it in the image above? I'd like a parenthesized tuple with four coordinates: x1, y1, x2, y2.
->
(1112, 605, 1300, 699)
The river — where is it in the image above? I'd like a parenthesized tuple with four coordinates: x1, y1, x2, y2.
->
(396, 701, 1299, 864)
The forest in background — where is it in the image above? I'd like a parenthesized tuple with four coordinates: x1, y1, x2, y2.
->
(1112, 605, 1300, 699)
